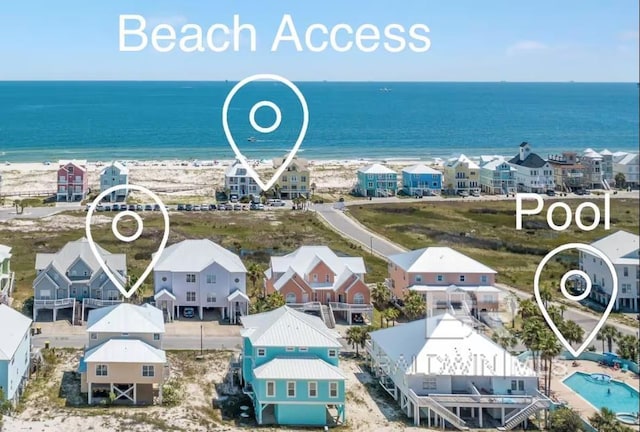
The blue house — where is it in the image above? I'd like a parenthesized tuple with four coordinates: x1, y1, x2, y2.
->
(401, 164, 443, 196)
(0, 304, 32, 404)
(240, 306, 346, 426)
(355, 164, 398, 197)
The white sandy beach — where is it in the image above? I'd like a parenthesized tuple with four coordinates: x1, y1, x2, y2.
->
(0, 159, 442, 199)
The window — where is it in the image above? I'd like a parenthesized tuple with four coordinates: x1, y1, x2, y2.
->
(206, 274, 216, 284)
(121, 333, 129, 337)
(206, 293, 216, 303)
(312, 274, 318, 282)
(325, 274, 330, 283)
(285, 292, 297, 303)
(186, 274, 196, 283)
(96, 364, 108, 376)
(308, 382, 318, 398)
(459, 275, 466, 283)
(422, 378, 437, 391)
(480, 275, 488, 284)
(622, 283, 631, 294)
(90, 333, 97, 340)
(511, 380, 525, 391)
(186, 291, 196, 302)
(161, 276, 167, 282)
(266, 381, 275, 397)
(299, 347, 308, 352)
(353, 293, 365, 304)
(287, 381, 296, 397)
(415, 275, 422, 283)
(328, 349, 337, 358)
(282, 175, 287, 182)
(623, 267, 629, 277)
(436, 275, 444, 282)
(154, 333, 160, 341)
(142, 365, 155, 377)
(286, 347, 295, 352)
(329, 381, 339, 398)
(257, 348, 266, 357)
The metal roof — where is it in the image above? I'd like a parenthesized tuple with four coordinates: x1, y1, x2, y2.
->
(402, 164, 442, 175)
(34, 237, 126, 274)
(84, 339, 166, 364)
(0, 305, 32, 360)
(589, 230, 639, 265)
(357, 163, 397, 175)
(153, 239, 246, 273)
(87, 303, 165, 334)
(388, 247, 497, 274)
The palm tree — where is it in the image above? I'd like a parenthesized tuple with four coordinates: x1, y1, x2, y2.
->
(561, 320, 584, 347)
(310, 182, 317, 198)
(599, 325, 621, 353)
(589, 408, 619, 432)
(596, 332, 607, 353)
(521, 318, 546, 372)
(346, 326, 370, 357)
(384, 308, 399, 327)
(519, 298, 539, 320)
(403, 291, 426, 321)
(539, 330, 562, 396)
(616, 334, 639, 362)
(615, 172, 626, 189)
(492, 331, 518, 352)
(371, 282, 391, 311)
(559, 304, 567, 318)
(265, 292, 285, 310)
(539, 284, 553, 309)
(247, 263, 265, 298)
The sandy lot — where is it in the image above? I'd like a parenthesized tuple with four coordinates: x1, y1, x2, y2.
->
(1, 349, 431, 432)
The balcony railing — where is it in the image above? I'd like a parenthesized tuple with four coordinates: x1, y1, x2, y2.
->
(34, 298, 75, 307)
(329, 302, 373, 311)
(83, 298, 123, 308)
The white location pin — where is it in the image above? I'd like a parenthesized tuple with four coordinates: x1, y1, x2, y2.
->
(85, 184, 170, 299)
(534, 243, 618, 357)
(222, 73, 309, 192)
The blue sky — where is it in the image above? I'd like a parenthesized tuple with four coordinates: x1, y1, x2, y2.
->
(0, 0, 638, 81)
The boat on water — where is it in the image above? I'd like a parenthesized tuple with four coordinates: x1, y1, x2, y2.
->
(247, 137, 257, 142)
(379, 87, 392, 93)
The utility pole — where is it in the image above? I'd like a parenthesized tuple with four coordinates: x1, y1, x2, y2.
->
(200, 324, 203, 356)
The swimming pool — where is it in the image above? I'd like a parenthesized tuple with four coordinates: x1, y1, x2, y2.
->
(563, 371, 640, 414)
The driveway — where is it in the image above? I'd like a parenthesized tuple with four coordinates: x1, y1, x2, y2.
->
(0, 206, 64, 222)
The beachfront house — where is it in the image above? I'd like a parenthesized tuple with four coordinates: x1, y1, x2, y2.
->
(0, 244, 14, 304)
(443, 154, 480, 194)
(386, 247, 500, 318)
(597, 149, 615, 188)
(224, 159, 260, 200)
(152, 239, 248, 322)
(264, 246, 372, 326)
(79, 303, 167, 405)
(613, 151, 639, 188)
(99, 161, 129, 202)
(478, 157, 516, 195)
(507, 142, 554, 193)
(580, 149, 605, 190)
(273, 155, 311, 199)
(580, 230, 640, 312)
(366, 313, 550, 430)
(240, 306, 346, 426)
(56, 160, 89, 202)
(0, 304, 32, 404)
(33, 238, 126, 322)
(355, 164, 398, 197)
(547, 152, 587, 193)
(401, 164, 442, 196)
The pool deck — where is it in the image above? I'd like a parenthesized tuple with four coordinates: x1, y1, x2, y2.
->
(550, 359, 640, 419)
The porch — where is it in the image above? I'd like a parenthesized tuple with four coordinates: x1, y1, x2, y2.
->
(226, 290, 250, 325)
(33, 297, 76, 321)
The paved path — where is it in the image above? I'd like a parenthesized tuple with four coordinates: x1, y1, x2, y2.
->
(0, 206, 64, 222)
(312, 202, 640, 344)
(33, 334, 242, 350)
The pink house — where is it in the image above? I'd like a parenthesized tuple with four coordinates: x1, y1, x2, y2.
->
(387, 247, 501, 313)
(57, 160, 89, 202)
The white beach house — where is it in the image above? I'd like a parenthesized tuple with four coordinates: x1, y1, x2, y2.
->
(580, 230, 639, 312)
(613, 151, 639, 188)
(479, 157, 516, 195)
(224, 159, 260, 199)
(152, 239, 248, 322)
(99, 161, 129, 202)
(367, 313, 550, 430)
(79, 303, 167, 405)
(507, 142, 554, 193)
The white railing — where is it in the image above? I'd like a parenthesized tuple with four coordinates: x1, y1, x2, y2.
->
(34, 298, 74, 307)
(326, 303, 337, 328)
(286, 301, 322, 310)
(328, 302, 373, 311)
(83, 298, 123, 308)
(409, 389, 468, 430)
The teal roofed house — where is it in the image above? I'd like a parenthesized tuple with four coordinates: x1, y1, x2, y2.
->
(240, 306, 346, 427)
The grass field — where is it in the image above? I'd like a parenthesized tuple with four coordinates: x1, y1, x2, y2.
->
(1, 210, 387, 307)
(348, 197, 639, 292)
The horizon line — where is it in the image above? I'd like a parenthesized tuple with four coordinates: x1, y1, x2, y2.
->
(0, 79, 638, 84)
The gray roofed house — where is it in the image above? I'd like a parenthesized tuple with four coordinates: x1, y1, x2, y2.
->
(507, 142, 554, 193)
(32, 238, 127, 322)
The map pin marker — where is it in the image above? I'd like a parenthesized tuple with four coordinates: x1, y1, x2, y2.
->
(222, 73, 309, 192)
(534, 243, 618, 357)
(85, 184, 170, 299)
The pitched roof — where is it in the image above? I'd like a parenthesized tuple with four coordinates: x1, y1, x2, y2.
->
(402, 164, 442, 175)
(370, 313, 536, 377)
(240, 306, 342, 348)
(508, 152, 548, 168)
(358, 163, 396, 175)
(618, 153, 639, 165)
(154, 288, 176, 301)
(100, 161, 129, 175)
(481, 157, 516, 171)
(388, 247, 497, 274)
(0, 305, 32, 360)
(58, 160, 87, 171)
(84, 339, 166, 363)
(446, 154, 479, 169)
(273, 155, 309, 170)
(225, 159, 250, 177)
(87, 303, 165, 334)
(0, 244, 11, 262)
(600, 149, 613, 156)
(153, 239, 246, 273)
(589, 230, 639, 265)
(34, 238, 126, 274)
(253, 357, 346, 380)
(270, 246, 366, 291)
(228, 289, 250, 301)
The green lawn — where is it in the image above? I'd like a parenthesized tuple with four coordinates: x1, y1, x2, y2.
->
(348, 198, 639, 292)
(1, 210, 387, 307)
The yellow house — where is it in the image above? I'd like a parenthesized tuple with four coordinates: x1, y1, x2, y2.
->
(443, 154, 480, 194)
(79, 303, 167, 405)
(272, 155, 311, 199)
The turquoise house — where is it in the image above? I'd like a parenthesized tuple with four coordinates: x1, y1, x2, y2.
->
(240, 306, 346, 426)
(0, 304, 32, 404)
(355, 163, 398, 197)
(401, 164, 443, 196)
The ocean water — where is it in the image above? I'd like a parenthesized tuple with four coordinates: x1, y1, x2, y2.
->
(0, 81, 637, 162)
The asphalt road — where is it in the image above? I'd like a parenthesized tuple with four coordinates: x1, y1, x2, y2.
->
(33, 334, 242, 350)
(312, 201, 640, 347)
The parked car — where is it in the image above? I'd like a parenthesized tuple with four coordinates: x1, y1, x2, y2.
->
(458, 190, 469, 197)
(103, 205, 112, 211)
(177, 204, 186, 211)
(144, 204, 153, 211)
(153, 204, 161, 211)
(352, 313, 365, 324)
(193, 205, 201, 211)
(546, 189, 556, 196)
(96, 204, 105, 212)
(233, 204, 242, 211)
(185, 204, 193, 211)
(183, 307, 195, 319)
(110, 204, 119, 211)
(218, 204, 227, 211)
(128, 204, 136, 211)
(119, 204, 128, 211)
(267, 199, 286, 206)
(208, 204, 217, 210)
(136, 204, 143, 211)
(230, 195, 239, 203)
(200, 204, 208, 211)
(470, 190, 480, 197)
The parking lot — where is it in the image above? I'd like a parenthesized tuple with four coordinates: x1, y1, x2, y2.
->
(86, 199, 291, 213)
